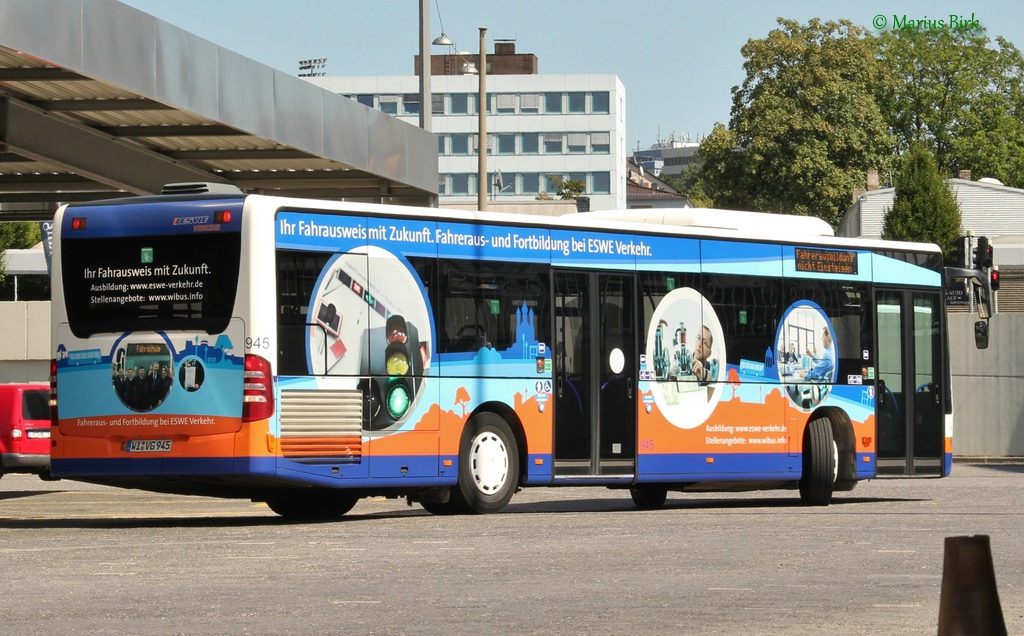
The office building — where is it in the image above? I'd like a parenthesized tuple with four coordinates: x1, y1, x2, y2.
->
(309, 41, 627, 210)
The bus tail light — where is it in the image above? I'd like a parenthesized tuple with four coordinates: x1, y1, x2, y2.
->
(49, 358, 58, 429)
(243, 354, 275, 422)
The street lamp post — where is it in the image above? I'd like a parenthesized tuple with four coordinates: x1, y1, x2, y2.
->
(418, 0, 431, 131)
(477, 26, 487, 211)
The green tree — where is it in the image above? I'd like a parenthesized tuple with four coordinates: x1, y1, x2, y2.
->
(0, 221, 42, 286)
(659, 163, 714, 207)
(547, 176, 585, 200)
(948, 38, 1024, 187)
(699, 18, 894, 226)
(874, 27, 1024, 184)
(882, 143, 962, 260)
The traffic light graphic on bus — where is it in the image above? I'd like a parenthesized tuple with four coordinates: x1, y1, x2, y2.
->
(307, 246, 432, 432)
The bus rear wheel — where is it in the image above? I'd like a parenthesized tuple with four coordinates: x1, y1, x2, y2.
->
(264, 490, 359, 520)
(420, 499, 463, 515)
(451, 413, 519, 514)
(799, 416, 837, 506)
(630, 485, 668, 510)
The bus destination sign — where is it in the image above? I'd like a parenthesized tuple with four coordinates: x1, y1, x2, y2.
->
(794, 248, 858, 275)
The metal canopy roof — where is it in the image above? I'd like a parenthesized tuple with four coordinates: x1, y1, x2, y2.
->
(0, 0, 439, 220)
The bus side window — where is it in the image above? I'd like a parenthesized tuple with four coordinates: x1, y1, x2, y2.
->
(275, 251, 331, 375)
(437, 260, 549, 355)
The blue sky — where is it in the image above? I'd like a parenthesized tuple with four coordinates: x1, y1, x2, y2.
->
(121, 0, 1024, 151)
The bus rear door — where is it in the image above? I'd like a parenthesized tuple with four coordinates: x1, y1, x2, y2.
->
(553, 271, 637, 477)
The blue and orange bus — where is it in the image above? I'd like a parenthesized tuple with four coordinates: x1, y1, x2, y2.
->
(49, 184, 951, 517)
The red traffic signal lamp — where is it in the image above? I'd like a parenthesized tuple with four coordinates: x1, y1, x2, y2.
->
(990, 268, 1001, 292)
(975, 236, 993, 269)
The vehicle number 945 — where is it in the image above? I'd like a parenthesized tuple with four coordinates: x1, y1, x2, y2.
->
(246, 336, 270, 350)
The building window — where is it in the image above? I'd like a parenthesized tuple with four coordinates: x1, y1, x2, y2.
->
(496, 94, 517, 114)
(473, 134, 494, 155)
(568, 92, 586, 113)
(379, 95, 399, 115)
(591, 131, 611, 154)
(438, 176, 447, 196)
(497, 134, 516, 154)
(592, 92, 610, 113)
(521, 133, 540, 154)
(451, 93, 470, 115)
(356, 94, 373, 107)
(543, 174, 561, 195)
(452, 173, 470, 195)
(431, 94, 445, 115)
(592, 172, 611, 193)
(520, 93, 540, 114)
(494, 171, 512, 195)
(544, 133, 563, 154)
(451, 133, 470, 155)
(521, 173, 541, 195)
(438, 135, 446, 155)
(544, 92, 562, 114)
(567, 133, 587, 154)
(569, 172, 587, 190)
(403, 94, 420, 115)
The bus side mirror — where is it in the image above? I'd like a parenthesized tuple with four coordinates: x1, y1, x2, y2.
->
(974, 320, 989, 350)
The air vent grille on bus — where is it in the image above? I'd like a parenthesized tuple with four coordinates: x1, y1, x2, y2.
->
(160, 182, 244, 195)
(278, 389, 362, 464)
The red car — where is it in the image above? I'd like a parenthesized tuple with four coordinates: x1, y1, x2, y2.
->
(0, 383, 52, 480)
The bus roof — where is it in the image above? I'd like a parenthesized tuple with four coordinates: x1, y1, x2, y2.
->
(573, 208, 836, 237)
(61, 192, 942, 256)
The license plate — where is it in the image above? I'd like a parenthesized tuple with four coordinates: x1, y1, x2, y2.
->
(26, 430, 50, 439)
(125, 439, 172, 453)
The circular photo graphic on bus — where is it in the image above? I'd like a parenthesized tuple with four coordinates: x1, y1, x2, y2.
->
(307, 245, 433, 432)
(645, 287, 726, 429)
(178, 357, 206, 393)
(111, 342, 174, 412)
(776, 301, 836, 410)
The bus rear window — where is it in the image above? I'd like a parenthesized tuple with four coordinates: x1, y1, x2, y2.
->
(61, 232, 241, 337)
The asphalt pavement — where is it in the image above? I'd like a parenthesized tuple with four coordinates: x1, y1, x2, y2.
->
(1, 462, 1022, 635)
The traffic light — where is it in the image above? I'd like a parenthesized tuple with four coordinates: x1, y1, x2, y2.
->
(976, 236, 993, 269)
(990, 268, 1001, 292)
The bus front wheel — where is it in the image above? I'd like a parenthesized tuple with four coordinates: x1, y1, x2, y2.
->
(264, 489, 359, 520)
(799, 416, 837, 506)
(451, 413, 519, 514)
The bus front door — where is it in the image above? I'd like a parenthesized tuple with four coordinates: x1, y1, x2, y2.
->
(875, 289, 947, 476)
(553, 271, 637, 477)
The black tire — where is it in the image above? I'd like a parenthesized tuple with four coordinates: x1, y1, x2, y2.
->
(264, 489, 358, 520)
(451, 413, 519, 514)
(799, 416, 837, 506)
(630, 485, 668, 510)
(420, 499, 462, 516)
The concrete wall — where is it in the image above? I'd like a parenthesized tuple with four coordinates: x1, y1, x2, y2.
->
(949, 313, 1024, 457)
(0, 301, 50, 383)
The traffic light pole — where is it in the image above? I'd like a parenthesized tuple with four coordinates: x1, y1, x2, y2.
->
(945, 234, 998, 318)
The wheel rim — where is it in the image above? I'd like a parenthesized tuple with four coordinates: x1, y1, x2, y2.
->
(470, 431, 509, 495)
(832, 440, 839, 483)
